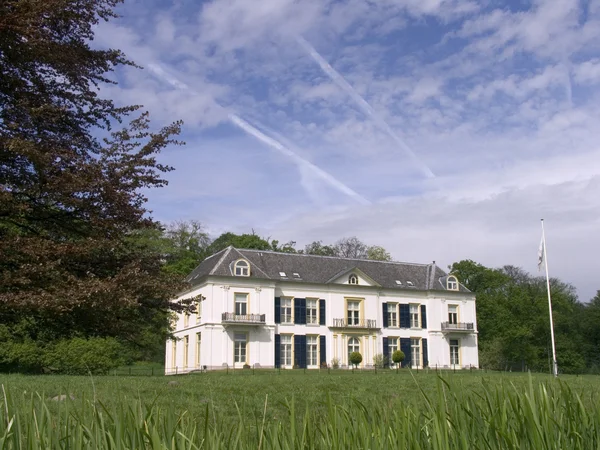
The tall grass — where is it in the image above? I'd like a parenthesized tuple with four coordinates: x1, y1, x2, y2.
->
(1, 375, 599, 449)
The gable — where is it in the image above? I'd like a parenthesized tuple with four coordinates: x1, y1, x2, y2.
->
(326, 267, 380, 287)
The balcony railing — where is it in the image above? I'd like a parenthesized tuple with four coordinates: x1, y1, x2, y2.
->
(441, 322, 474, 332)
(221, 313, 266, 324)
(332, 318, 378, 329)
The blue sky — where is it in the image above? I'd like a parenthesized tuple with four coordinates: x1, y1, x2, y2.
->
(96, 0, 600, 301)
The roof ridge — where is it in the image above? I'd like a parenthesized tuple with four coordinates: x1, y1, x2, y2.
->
(236, 248, 430, 267)
(209, 246, 233, 275)
(230, 248, 271, 279)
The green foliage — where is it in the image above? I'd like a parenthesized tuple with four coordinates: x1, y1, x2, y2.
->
(392, 350, 405, 365)
(304, 241, 336, 256)
(44, 337, 126, 375)
(207, 232, 272, 254)
(372, 353, 387, 369)
(366, 245, 392, 261)
(349, 351, 363, 368)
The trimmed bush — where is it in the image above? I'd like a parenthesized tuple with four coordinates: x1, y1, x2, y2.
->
(392, 350, 405, 366)
(349, 352, 362, 368)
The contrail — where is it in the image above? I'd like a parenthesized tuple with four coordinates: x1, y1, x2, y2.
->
(296, 36, 436, 179)
(146, 63, 370, 205)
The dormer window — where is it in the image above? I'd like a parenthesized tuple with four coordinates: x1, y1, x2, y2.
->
(348, 274, 359, 285)
(234, 259, 250, 276)
(447, 275, 459, 291)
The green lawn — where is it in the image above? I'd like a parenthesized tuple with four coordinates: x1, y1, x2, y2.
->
(1, 370, 600, 448)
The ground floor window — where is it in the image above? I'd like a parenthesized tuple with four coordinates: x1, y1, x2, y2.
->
(450, 339, 460, 366)
(411, 338, 420, 368)
(171, 340, 176, 369)
(234, 333, 247, 364)
(281, 334, 292, 366)
(388, 337, 398, 365)
(196, 333, 201, 367)
(348, 337, 360, 364)
(307, 336, 318, 366)
(183, 336, 189, 367)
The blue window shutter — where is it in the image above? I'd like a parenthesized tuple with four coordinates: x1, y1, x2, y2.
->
(319, 299, 326, 325)
(382, 303, 388, 328)
(400, 338, 411, 368)
(383, 337, 389, 367)
(294, 298, 306, 325)
(274, 297, 281, 324)
(274, 334, 281, 368)
(399, 304, 410, 328)
(422, 338, 428, 368)
(421, 305, 427, 329)
(320, 335, 326, 366)
(294, 335, 307, 368)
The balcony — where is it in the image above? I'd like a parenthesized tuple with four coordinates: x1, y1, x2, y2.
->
(221, 313, 266, 325)
(331, 318, 379, 329)
(441, 322, 474, 332)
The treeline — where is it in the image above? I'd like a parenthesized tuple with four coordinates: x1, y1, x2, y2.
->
(451, 260, 600, 374)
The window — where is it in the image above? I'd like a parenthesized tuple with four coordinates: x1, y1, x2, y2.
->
(348, 274, 359, 285)
(348, 337, 360, 363)
(411, 338, 421, 368)
(450, 339, 460, 366)
(235, 293, 248, 316)
(281, 335, 292, 367)
(406, 281, 414, 287)
(281, 298, 293, 323)
(307, 299, 318, 324)
(293, 273, 300, 278)
(389, 337, 398, 365)
(171, 340, 176, 369)
(196, 299, 202, 323)
(279, 271, 287, 277)
(183, 336, 189, 368)
(183, 313, 189, 328)
(410, 304, 420, 328)
(395, 280, 402, 286)
(234, 333, 247, 363)
(387, 303, 398, 327)
(307, 336, 318, 367)
(347, 300, 360, 325)
(447, 276, 458, 291)
(234, 260, 250, 276)
(196, 333, 201, 367)
(448, 305, 458, 325)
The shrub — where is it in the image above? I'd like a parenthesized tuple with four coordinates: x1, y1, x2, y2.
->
(44, 337, 126, 375)
(331, 358, 340, 369)
(392, 350, 405, 366)
(349, 352, 362, 368)
(373, 353, 388, 369)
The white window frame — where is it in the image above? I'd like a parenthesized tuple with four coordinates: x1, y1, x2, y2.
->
(196, 332, 201, 368)
(411, 338, 421, 368)
(183, 335, 189, 368)
(235, 293, 248, 316)
(448, 305, 458, 325)
(307, 298, 318, 325)
(347, 300, 360, 325)
(388, 337, 398, 366)
(348, 337, 360, 364)
(450, 339, 460, 366)
(307, 335, 318, 367)
(447, 276, 458, 291)
(196, 299, 202, 323)
(234, 259, 250, 276)
(348, 274, 359, 285)
(387, 303, 398, 327)
(281, 334, 292, 367)
(234, 333, 247, 364)
(409, 304, 420, 328)
(281, 298, 293, 324)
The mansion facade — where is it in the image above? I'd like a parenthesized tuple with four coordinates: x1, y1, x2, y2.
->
(166, 247, 478, 374)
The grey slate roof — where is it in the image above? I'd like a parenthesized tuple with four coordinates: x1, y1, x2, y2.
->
(185, 247, 470, 293)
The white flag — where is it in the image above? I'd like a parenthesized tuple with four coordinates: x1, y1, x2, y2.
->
(537, 236, 545, 272)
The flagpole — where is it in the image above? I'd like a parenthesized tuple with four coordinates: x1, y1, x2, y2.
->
(541, 219, 558, 377)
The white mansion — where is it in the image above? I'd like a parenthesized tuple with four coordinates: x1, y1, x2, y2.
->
(165, 247, 478, 374)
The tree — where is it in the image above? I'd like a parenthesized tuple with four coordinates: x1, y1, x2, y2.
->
(207, 232, 272, 255)
(349, 352, 363, 369)
(163, 220, 211, 275)
(367, 245, 392, 261)
(392, 350, 405, 366)
(269, 240, 298, 253)
(334, 237, 368, 259)
(0, 0, 186, 372)
(304, 241, 336, 256)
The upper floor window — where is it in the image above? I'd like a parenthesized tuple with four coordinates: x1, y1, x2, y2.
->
(281, 298, 293, 324)
(307, 298, 318, 324)
(387, 303, 398, 327)
(196, 299, 202, 323)
(447, 275, 458, 291)
(409, 304, 420, 328)
(234, 259, 250, 276)
(448, 305, 458, 325)
(235, 293, 248, 315)
(348, 274, 359, 285)
(347, 300, 360, 325)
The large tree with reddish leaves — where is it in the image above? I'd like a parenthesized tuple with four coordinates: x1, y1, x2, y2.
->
(0, 0, 187, 372)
